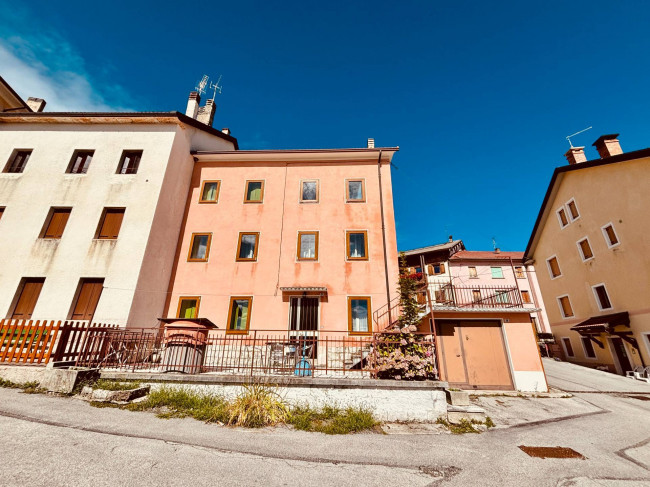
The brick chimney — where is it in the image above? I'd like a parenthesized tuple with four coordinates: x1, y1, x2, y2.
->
(564, 146, 587, 165)
(196, 99, 216, 127)
(26, 97, 46, 112)
(592, 134, 622, 158)
(185, 92, 201, 119)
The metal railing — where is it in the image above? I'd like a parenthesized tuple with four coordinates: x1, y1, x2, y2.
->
(429, 283, 523, 308)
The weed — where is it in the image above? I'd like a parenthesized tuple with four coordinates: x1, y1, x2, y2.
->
(449, 419, 480, 434)
(0, 378, 45, 394)
(288, 404, 378, 434)
(228, 383, 288, 428)
(485, 416, 496, 428)
(126, 386, 230, 423)
(93, 379, 142, 391)
(435, 417, 450, 427)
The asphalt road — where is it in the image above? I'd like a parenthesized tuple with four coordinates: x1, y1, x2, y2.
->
(0, 361, 649, 486)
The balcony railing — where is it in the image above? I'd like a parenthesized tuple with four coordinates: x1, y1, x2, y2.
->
(425, 283, 523, 309)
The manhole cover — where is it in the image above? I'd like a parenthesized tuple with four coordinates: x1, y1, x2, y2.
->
(628, 395, 650, 401)
(519, 446, 585, 459)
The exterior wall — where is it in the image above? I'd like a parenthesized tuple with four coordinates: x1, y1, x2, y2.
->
(531, 157, 650, 371)
(166, 156, 400, 334)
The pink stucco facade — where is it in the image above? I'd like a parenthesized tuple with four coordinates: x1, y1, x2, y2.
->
(165, 148, 400, 335)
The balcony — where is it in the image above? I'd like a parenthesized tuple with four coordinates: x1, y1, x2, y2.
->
(419, 283, 523, 310)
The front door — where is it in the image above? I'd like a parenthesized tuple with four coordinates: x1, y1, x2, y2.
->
(610, 337, 632, 375)
(289, 297, 319, 357)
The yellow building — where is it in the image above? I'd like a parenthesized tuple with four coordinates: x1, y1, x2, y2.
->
(525, 134, 650, 375)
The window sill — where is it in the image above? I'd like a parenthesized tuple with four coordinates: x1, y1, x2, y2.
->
(198, 200, 219, 204)
(346, 200, 366, 204)
(226, 330, 249, 335)
(349, 331, 372, 336)
(187, 259, 209, 263)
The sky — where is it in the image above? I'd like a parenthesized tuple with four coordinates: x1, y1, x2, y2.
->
(2, 1, 649, 252)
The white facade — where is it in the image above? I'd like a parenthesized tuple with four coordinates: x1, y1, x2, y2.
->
(0, 114, 235, 327)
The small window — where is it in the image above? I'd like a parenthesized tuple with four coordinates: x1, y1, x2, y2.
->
(237, 232, 259, 261)
(566, 199, 580, 221)
(577, 238, 594, 261)
(602, 223, 619, 248)
(177, 297, 200, 319)
(491, 267, 504, 279)
(346, 179, 365, 202)
(558, 295, 574, 318)
(41, 208, 72, 239)
(4, 150, 32, 173)
(547, 256, 561, 279)
(515, 266, 525, 279)
(244, 180, 264, 203)
(557, 208, 569, 228)
(297, 231, 318, 260)
(199, 181, 220, 203)
(348, 296, 371, 334)
(346, 231, 368, 260)
(300, 180, 319, 203)
(66, 150, 94, 174)
(96, 208, 125, 239)
(116, 150, 142, 175)
(187, 233, 212, 262)
(227, 296, 252, 334)
(427, 263, 446, 275)
(561, 337, 575, 357)
(468, 266, 478, 278)
(521, 290, 532, 304)
(592, 284, 612, 310)
(581, 336, 597, 359)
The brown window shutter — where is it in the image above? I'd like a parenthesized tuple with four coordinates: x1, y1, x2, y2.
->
(12, 280, 45, 319)
(98, 209, 124, 239)
(44, 209, 71, 238)
(427, 265, 434, 275)
(439, 263, 446, 273)
(71, 280, 104, 320)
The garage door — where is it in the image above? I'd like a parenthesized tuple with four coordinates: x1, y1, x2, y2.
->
(436, 320, 514, 390)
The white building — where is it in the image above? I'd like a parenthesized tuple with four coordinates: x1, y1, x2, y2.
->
(0, 85, 237, 327)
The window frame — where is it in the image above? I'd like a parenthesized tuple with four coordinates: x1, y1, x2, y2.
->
(347, 296, 372, 335)
(427, 263, 446, 275)
(297, 231, 319, 261)
(3, 149, 32, 174)
(556, 207, 569, 228)
(40, 207, 72, 239)
(187, 232, 212, 262)
(580, 336, 597, 359)
(116, 150, 143, 175)
(199, 180, 221, 204)
(561, 337, 575, 357)
(227, 296, 253, 334)
(8, 277, 45, 320)
(490, 266, 504, 279)
(236, 232, 260, 262)
(521, 290, 532, 304)
(546, 255, 562, 279)
(514, 266, 525, 279)
(557, 294, 574, 318)
(176, 296, 201, 319)
(468, 266, 478, 278)
(591, 283, 613, 311)
(576, 237, 594, 262)
(243, 180, 265, 203)
(299, 179, 319, 203)
(95, 207, 126, 240)
(566, 198, 580, 222)
(601, 222, 620, 249)
(346, 230, 369, 261)
(345, 178, 366, 203)
(66, 150, 95, 174)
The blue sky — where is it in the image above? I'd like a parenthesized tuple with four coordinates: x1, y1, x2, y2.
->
(2, 1, 649, 251)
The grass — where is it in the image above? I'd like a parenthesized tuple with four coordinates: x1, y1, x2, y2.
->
(288, 404, 378, 435)
(0, 378, 45, 394)
(93, 379, 142, 391)
(436, 416, 495, 434)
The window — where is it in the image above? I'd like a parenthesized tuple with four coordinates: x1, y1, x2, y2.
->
(472, 289, 482, 302)
(515, 266, 525, 279)
(227, 296, 252, 334)
(66, 150, 94, 174)
(297, 231, 318, 260)
(41, 208, 72, 239)
(521, 290, 532, 304)
(427, 263, 446, 275)
(244, 180, 264, 203)
(491, 267, 504, 279)
(237, 232, 259, 261)
(4, 150, 32, 173)
(348, 297, 371, 334)
(199, 181, 220, 203)
(577, 238, 594, 261)
(10, 278, 45, 319)
(561, 337, 575, 357)
(592, 284, 612, 310)
(495, 290, 511, 304)
(547, 256, 561, 279)
(346, 179, 365, 202)
(346, 231, 368, 260)
(602, 223, 620, 248)
(116, 150, 142, 175)
(187, 233, 212, 262)
(300, 180, 319, 203)
(468, 266, 478, 278)
(558, 295, 574, 318)
(70, 278, 104, 321)
(177, 297, 200, 319)
(557, 208, 569, 228)
(581, 336, 597, 359)
(289, 296, 319, 331)
(96, 208, 125, 239)
(566, 199, 580, 221)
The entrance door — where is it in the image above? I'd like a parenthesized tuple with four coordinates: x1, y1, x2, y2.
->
(289, 297, 319, 357)
(11, 278, 45, 319)
(70, 279, 104, 321)
(610, 337, 632, 375)
(437, 321, 468, 385)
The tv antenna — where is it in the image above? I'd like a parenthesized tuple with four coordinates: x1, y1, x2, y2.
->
(195, 75, 209, 96)
(209, 75, 223, 101)
(492, 237, 497, 250)
(566, 126, 592, 148)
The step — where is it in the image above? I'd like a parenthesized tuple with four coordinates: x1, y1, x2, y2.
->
(446, 390, 470, 406)
(447, 405, 486, 424)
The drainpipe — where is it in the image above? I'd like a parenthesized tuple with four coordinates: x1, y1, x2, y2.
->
(377, 150, 392, 326)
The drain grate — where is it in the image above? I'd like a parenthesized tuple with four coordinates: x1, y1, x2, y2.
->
(628, 395, 650, 401)
(519, 446, 585, 459)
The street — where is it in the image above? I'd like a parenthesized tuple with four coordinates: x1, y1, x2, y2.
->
(1, 360, 649, 486)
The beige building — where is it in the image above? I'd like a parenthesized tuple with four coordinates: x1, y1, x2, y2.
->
(525, 134, 650, 374)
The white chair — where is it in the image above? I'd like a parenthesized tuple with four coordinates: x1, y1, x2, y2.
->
(626, 366, 644, 379)
(637, 366, 650, 383)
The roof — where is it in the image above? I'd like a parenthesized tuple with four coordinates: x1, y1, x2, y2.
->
(525, 147, 650, 259)
(191, 147, 398, 164)
(401, 240, 464, 256)
(0, 111, 239, 149)
(450, 250, 524, 261)
(0, 75, 31, 112)
(570, 311, 630, 333)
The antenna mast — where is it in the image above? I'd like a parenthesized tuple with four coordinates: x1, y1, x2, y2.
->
(209, 75, 223, 101)
(566, 126, 593, 148)
(195, 75, 209, 96)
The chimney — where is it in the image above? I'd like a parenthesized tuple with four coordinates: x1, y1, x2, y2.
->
(494, 248, 501, 254)
(197, 99, 216, 127)
(367, 138, 375, 149)
(185, 91, 201, 119)
(26, 97, 46, 112)
(592, 134, 622, 158)
(448, 235, 453, 243)
(564, 146, 587, 165)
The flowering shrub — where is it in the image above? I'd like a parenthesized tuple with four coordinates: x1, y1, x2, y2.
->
(404, 272, 423, 282)
(366, 327, 437, 380)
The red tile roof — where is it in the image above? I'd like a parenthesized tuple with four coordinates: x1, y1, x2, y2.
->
(450, 250, 524, 261)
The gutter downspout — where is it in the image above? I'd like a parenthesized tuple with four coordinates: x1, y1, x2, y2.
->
(377, 150, 392, 327)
